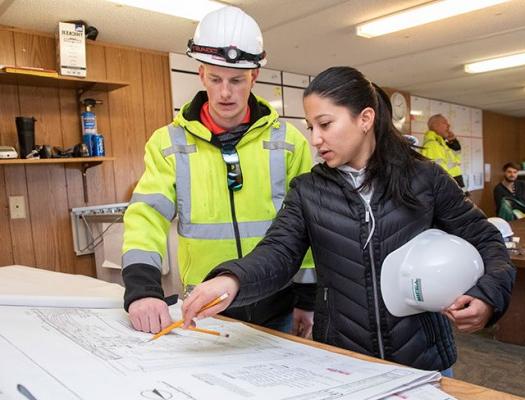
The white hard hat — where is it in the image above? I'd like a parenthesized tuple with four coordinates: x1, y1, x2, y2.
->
(487, 217, 513, 239)
(187, 6, 266, 69)
(381, 229, 484, 317)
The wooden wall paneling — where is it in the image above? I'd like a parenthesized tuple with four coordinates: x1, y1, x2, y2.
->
(0, 26, 16, 137)
(0, 28, 16, 64)
(162, 56, 173, 122)
(13, 32, 75, 272)
(105, 47, 147, 202)
(73, 89, 117, 207)
(80, 43, 117, 207)
(479, 111, 521, 216)
(469, 190, 483, 209)
(0, 167, 14, 266)
(25, 165, 72, 272)
(0, 26, 173, 273)
(57, 87, 95, 276)
(86, 42, 107, 81)
(0, 84, 19, 149)
(141, 52, 172, 136)
(0, 29, 18, 148)
(0, 28, 32, 267)
(520, 118, 525, 160)
(13, 32, 55, 69)
(0, 82, 18, 266)
(3, 165, 35, 266)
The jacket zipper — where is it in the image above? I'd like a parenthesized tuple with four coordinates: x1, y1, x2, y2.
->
(229, 189, 251, 320)
(365, 209, 385, 359)
(228, 189, 243, 259)
(323, 287, 330, 341)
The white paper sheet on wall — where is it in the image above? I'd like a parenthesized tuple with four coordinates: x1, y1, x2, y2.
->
(430, 100, 451, 121)
(253, 82, 283, 115)
(450, 104, 471, 136)
(283, 86, 305, 118)
(410, 96, 431, 134)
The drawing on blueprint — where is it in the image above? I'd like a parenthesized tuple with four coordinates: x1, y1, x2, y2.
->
(30, 308, 305, 375)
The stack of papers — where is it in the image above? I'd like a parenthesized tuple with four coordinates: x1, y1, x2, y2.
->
(0, 301, 455, 400)
(0, 265, 124, 308)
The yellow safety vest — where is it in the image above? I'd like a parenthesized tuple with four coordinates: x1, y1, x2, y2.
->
(123, 96, 314, 287)
(421, 130, 462, 178)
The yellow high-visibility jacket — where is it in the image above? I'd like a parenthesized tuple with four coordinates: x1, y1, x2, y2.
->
(421, 130, 462, 179)
(122, 93, 315, 324)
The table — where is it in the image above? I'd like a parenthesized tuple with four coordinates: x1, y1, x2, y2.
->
(495, 220, 525, 345)
(1, 265, 522, 400)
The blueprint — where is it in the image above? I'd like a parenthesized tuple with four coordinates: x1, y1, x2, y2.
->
(0, 304, 452, 400)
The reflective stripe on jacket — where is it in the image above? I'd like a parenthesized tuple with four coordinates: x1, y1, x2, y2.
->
(421, 130, 462, 178)
(122, 95, 315, 287)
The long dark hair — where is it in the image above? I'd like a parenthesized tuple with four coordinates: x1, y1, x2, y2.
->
(304, 66, 425, 208)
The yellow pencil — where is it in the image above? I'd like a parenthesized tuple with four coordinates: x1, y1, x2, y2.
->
(148, 293, 229, 341)
(187, 326, 230, 338)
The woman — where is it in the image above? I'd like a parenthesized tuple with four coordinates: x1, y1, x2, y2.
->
(181, 66, 515, 373)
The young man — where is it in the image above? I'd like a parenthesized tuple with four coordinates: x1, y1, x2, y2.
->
(493, 162, 525, 220)
(421, 114, 466, 191)
(121, 6, 315, 336)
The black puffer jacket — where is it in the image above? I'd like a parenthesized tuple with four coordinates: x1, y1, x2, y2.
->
(210, 160, 515, 371)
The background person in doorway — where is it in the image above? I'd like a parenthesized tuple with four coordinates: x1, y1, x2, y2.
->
(181, 66, 515, 374)
(122, 6, 315, 337)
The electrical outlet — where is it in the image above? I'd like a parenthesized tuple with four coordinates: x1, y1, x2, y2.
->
(9, 196, 26, 219)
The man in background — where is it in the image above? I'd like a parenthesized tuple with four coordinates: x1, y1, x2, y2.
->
(421, 114, 466, 192)
(121, 6, 315, 337)
(494, 162, 525, 220)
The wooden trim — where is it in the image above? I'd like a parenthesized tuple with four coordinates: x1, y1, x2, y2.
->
(0, 71, 128, 90)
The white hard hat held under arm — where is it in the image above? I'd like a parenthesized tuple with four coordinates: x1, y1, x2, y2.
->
(186, 6, 266, 69)
(380, 229, 484, 317)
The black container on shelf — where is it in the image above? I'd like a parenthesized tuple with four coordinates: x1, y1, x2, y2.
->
(15, 116, 36, 158)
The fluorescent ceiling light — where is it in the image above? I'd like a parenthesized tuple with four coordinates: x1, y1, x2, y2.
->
(356, 0, 510, 38)
(465, 52, 525, 73)
(107, 0, 225, 21)
(410, 110, 423, 116)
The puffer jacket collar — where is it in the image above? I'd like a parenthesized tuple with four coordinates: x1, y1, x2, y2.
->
(311, 163, 385, 208)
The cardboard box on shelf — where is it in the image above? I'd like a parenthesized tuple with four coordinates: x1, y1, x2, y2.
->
(56, 21, 86, 77)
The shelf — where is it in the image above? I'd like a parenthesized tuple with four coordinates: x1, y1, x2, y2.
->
(0, 71, 128, 92)
(0, 156, 115, 165)
(0, 157, 116, 203)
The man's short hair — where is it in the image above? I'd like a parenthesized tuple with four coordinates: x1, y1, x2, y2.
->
(503, 162, 520, 171)
(427, 114, 444, 130)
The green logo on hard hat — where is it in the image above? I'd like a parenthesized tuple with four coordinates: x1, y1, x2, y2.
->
(411, 278, 424, 302)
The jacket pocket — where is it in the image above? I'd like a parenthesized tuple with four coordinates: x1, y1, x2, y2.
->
(313, 287, 331, 343)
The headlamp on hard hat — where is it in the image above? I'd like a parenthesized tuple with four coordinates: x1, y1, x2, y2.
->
(187, 39, 266, 66)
